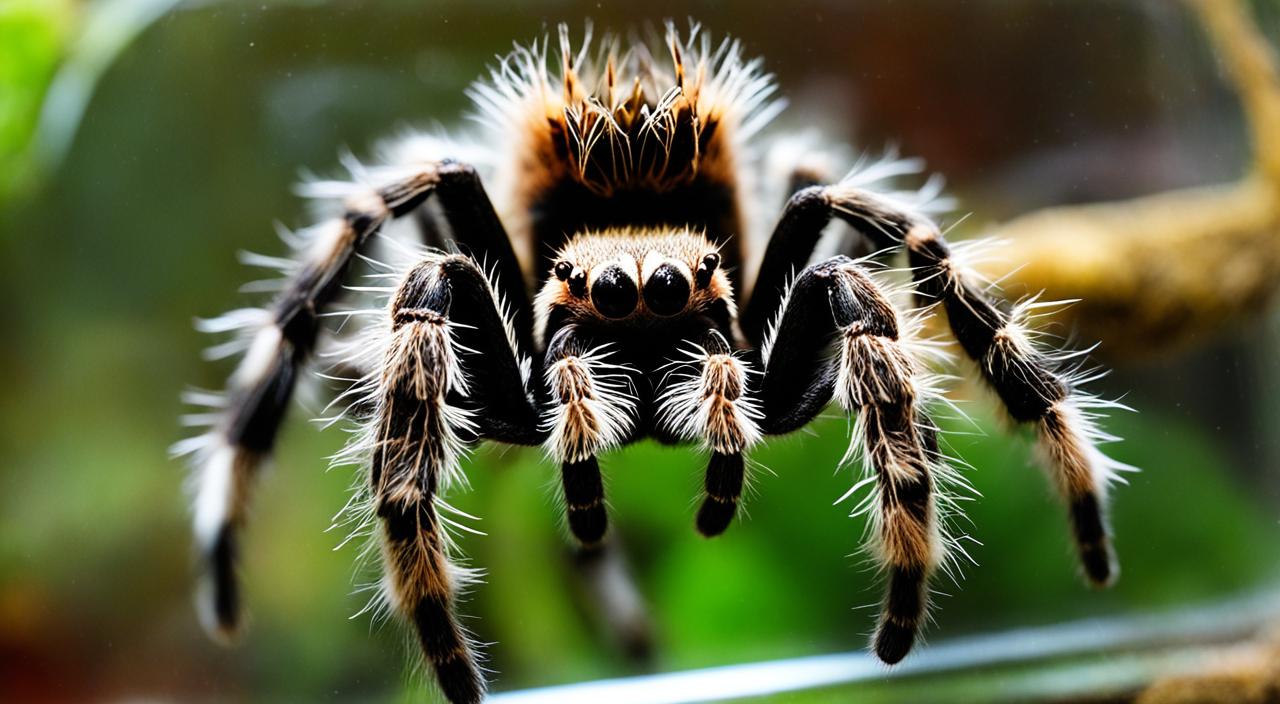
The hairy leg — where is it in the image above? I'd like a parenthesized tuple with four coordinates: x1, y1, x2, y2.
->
(744, 157, 1126, 587)
(177, 158, 532, 654)
(904, 224, 1125, 584)
(354, 254, 541, 704)
(830, 185, 1127, 587)
(178, 173, 436, 639)
(755, 256, 949, 665)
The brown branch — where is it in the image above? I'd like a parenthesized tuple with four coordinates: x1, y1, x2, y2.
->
(975, 0, 1280, 359)
(1194, 0, 1280, 189)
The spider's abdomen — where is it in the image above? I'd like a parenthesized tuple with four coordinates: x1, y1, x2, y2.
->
(471, 24, 779, 284)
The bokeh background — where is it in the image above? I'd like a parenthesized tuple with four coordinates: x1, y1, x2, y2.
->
(2, 0, 1279, 702)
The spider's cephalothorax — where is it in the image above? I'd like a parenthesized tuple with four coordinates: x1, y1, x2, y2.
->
(177, 22, 1132, 704)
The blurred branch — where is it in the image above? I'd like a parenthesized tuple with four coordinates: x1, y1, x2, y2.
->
(1197, 0, 1280, 188)
(1135, 636, 1280, 704)
(977, 0, 1280, 359)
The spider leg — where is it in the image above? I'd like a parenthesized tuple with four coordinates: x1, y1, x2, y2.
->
(182, 178, 424, 640)
(180, 160, 531, 643)
(569, 540, 655, 663)
(754, 256, 946, 665)
(538, 320, 671, 659)
(420, 161, 534, 349)
(656, 327, 762, 537)
(828, 185, 1123, 587)
(541, 324, 639, 547)
(361, 254, 541, 704)
(745, 167, 1125, 588)
(740, 185, 838, 344)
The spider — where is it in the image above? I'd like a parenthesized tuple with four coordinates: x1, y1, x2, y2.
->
(176, 22, 1131, 704)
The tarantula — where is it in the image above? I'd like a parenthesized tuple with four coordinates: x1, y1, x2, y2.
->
(176, 22, 1130, 704)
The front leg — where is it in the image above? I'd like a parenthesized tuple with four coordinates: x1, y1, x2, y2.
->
(756, 256, 949, 665)
(740, 153, 948, 345)
(351, 254, 542, 704)
(179, 167, 454, 640)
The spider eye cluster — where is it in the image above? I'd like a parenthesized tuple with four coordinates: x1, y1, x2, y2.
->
(550, 240, 722, 320)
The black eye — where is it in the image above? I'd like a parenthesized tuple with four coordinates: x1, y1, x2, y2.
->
(554, 261, 573, 281)
(695, 252, 720, 288)
(643, 263, 690, 316)
(568, 269, 587, 298)
(590, 265, 638, 319)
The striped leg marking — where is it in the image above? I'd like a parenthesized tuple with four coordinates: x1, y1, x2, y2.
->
(176, 158, 531, 650)
(906, 224, 1130, 586)
(178, 180, 414, 639)
(359, 255, 532, 704)
(334, 252, 541, 704)
(751, 152, 1131, 589)
(757, 257, 953, 665)
(373, 304, 483, 704)
(830, 262, 947, 664)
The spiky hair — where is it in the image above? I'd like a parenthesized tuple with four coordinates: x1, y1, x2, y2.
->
(467, 21, 783, 198)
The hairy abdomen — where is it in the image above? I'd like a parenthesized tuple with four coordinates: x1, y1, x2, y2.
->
(480, 29, 762, 288)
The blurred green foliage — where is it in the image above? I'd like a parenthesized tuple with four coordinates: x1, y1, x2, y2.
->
(0, 1, 1277, 702)
(0, 0, 73, 201)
